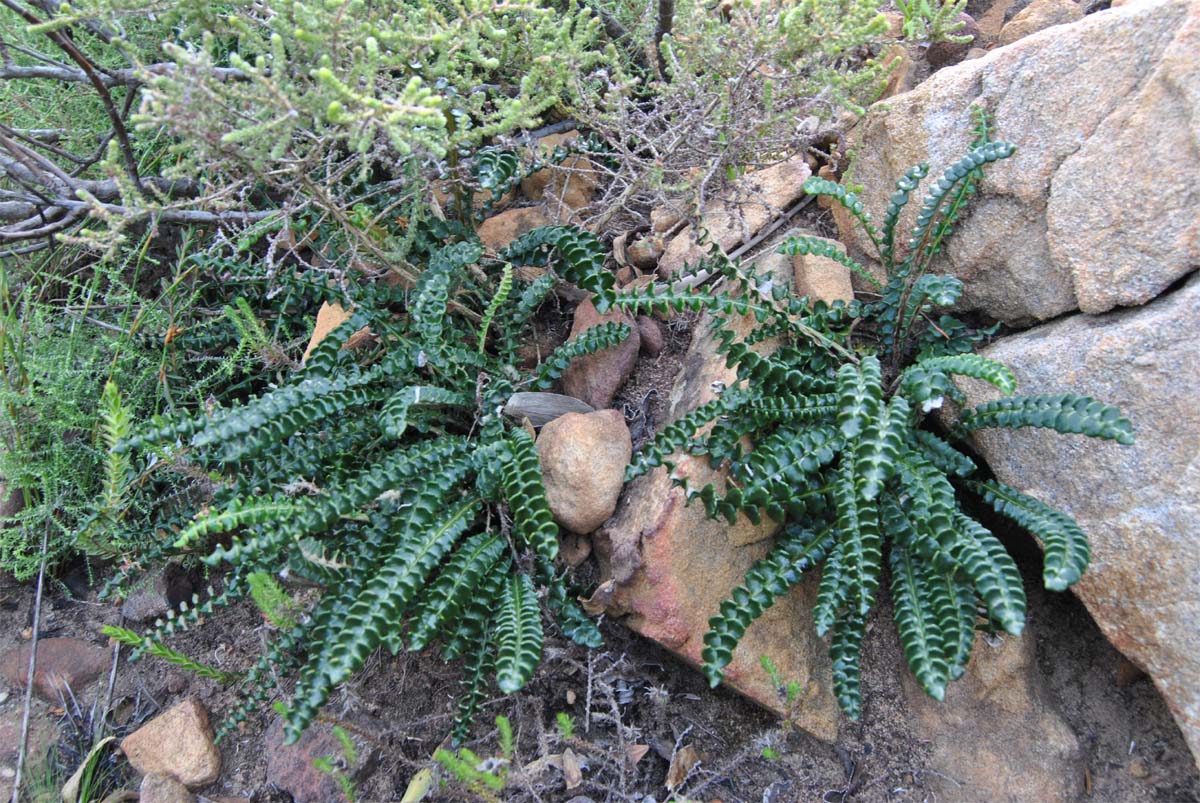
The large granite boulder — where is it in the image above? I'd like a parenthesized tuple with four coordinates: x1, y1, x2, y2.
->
(952, 273, 1200, 765)
(843, 0, 1199, 325)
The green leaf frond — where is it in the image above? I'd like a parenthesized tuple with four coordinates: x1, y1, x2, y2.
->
(889, 546, 949, 701)
(959, 393, 1135, 444)
(696, 425, 841, 524)
(900, 141, 1016, 273)
(802, 176, 881, 247)
(702, 526, 836, 686)
(304, 311, 374, 377)
(498, 225, 612, 301)
(413, 241, 485, 346)
(899, 352, 1016, 414)
(951, 514, 1025, 636)
(380, 386, 470, 440)
(546, 577, 603, 649)
(494, 573, 544, 694)
(103, 625, 238, 683)
(626, 396, 733, 481)
(880, 163, 930, 266)
(285, 492, 480, 743)
(502, 428, 559, 572)
(532, 321, 631, 390)
(833, 464, 883, 619)
(473, 147, 521, 193)
(831, 613, 867, 720)
(408, 532, 507, 651)
(477, 263, 515, 353)
(778, 234, 882, 291)
(906, 429, 976, 478)
(970, 480, 1090, 591)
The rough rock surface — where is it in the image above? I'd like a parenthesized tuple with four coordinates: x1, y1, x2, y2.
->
(120, 698, 220, 788)
(121, 563, 194, 623)
(998, 0, 1083, 44)
(657, 157, 812, 277)
(904, 632, 1084, 801)
(521, 132, 599, 215)
(140, 773, 197, 803)
(951, 273, 1200, 764)
(845, 0, 1199, 324)
(561, 297, 641, 409)
(0, 637, 108, 700)
(537, 410, 632, 534)
(476, 205, 553, 251)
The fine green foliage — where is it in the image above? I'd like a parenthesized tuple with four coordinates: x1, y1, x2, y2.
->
(313, 726, 359, 803)
(895, 0, 973, 44)
(616, 112, 1134, 719)
(118, 222, 614, 745)
(434, 716, 514, 801)
(248, 572, 302, 630)
(102, 625, 238, 683)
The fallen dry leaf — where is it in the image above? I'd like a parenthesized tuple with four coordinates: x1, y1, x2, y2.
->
(301, 301, 374, 364)
(562, 747, 583, 790)
(665, 744, 701, 790)
(625, 744, 650, 766)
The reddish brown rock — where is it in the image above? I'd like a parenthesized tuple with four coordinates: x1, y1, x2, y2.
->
(120, 698, 220, 788)
(265, 717, 364, 803)
(537, 410, 632, 534)
(521, 132, 600, 215)
(561, 297, 641, 409)
(0, 637, 108, 700)
(926, 13, 980, 69)
(636, 316, 665, 357)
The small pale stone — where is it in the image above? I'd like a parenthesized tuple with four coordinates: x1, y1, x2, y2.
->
(537, 410, 631, 534)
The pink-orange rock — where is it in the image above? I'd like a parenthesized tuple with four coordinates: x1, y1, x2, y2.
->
(477, 205, 553, 251)
(591, 249, 840, 740)
(120, 699, 220, 788)
(903, 632, 1084, 801)
(998, 0, 1082, 45)
(561, 297, 641, 409)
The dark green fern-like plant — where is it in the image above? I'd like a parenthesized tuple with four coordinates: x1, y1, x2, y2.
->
(117, 223, 617, 745)
(615, 112, 1133, 718)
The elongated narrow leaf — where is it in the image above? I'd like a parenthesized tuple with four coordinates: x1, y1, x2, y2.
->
(494, 574, 543, 694)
